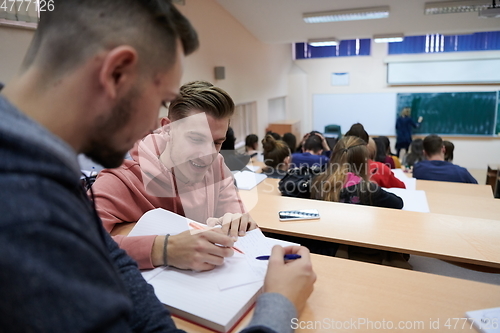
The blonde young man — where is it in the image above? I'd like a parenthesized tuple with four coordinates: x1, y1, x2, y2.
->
(92, 81, 257, 270)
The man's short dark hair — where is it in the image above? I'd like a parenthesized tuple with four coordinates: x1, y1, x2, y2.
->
(423, 134, 443, 156)
(22, 0, 199, 78)
(303, 134, 323, 153)
(345, 123, 369, 144)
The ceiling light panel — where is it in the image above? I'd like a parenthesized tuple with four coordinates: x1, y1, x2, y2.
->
(424, 0, 491, 14)
(303, 6, 390, 23)
(307, 38, 339, 47)
(374, 34, 405, 43)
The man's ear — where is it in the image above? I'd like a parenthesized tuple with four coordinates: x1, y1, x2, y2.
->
(160, 117, 171, 127)
(99, 46, 139, 100)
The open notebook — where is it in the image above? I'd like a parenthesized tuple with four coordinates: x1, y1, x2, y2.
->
(129, 208, 297, 332)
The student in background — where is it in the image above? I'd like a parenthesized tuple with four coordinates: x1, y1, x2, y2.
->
(291, 133, 330, 168)
(395, 107, 423, 158)
(413, 135, 477, 184)
(261, 135, 291, 179)
(244, 134, 259, 157)
(266, 130, 281, 141)
(282, 132, 297, 153)
(373, 137, 395, 169)
(379, 135, 401, 168)
(92, 81, 256, 271)
(444, 140, 454, 162)
(402, 138, 424, 169)
(311, 136, 403, 209)
(220, 126, 251, 171)
(345, 123, 405, 189)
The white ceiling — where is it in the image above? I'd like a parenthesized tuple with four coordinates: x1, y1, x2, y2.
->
(214, 0, 500, 44)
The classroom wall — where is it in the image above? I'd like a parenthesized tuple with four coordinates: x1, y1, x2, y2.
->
(0, 26, 33, 82)
(0, 0, 293, 139)
(177, 0, 292, 138)
(293, 43, 500, 171)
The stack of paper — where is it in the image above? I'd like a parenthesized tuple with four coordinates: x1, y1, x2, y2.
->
(383, 187, 430, 213)
(391, 169, 416, 190)
(233, 170, 267, 190)
(130, 208, 296, 332)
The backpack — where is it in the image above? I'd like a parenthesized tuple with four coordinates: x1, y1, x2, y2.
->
(278, 165, 325, 198)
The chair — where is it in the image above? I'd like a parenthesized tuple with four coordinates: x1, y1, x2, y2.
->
(324, 124, 342, 139)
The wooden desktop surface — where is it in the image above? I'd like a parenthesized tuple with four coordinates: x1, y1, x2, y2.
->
(239, 192, 500, 269)
(110, 216, 500, 332)
(173, 254, 500, 333)
(415, 179, 493, 198)
(250, 177, 500, 220)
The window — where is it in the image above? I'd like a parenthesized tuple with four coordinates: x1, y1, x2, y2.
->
(294, 39, 371, 59)
(231, 102, 257, 150)
(389, 31, 500, 55)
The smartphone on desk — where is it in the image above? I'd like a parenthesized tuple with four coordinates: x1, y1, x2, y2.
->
(278, 209, 320, 222)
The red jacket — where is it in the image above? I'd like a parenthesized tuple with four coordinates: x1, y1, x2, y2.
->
(369, 160, 406, 189)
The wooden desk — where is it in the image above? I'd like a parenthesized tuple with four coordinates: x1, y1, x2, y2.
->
(425, 192, 500, 220)
(246, 178, 500, 220)
(174, 254, 500, 333)
(242, 193, 500, 268)
(416, 180, 493, 198)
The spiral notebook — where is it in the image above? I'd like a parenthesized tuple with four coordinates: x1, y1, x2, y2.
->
(130, 208, 297, 332)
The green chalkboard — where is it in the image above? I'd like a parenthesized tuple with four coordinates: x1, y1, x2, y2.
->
(396, 92, 499, 135)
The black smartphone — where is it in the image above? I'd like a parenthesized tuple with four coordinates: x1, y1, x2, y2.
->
(278, 209, 320, 221)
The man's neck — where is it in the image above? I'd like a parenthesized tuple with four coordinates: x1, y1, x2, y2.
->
(427, 154, 444, 162)
(2, 68, 93, 153)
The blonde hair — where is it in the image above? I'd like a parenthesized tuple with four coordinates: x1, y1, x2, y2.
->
(168, 81, 234, 121)
(367, 137, 377, 160)
(401, 107, 411, 117)
(262, 135, 290, 168)
(311, 136, 369, 202)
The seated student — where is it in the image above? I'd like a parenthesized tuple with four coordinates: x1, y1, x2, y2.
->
(413, 135, 477, 184)
(311, 136, 403, 209)
(402, 138, 424, 169)
(282, 132, 297, 153)
(220, 126, 251, 171)
(244, 134, 259, 157)
(444, 140, 454, 162)
(266, 130, 281, 141)
(373, 137, 395, 169)
(291, 133, 330, 168)
(345, 123, 405, 189)
(261, 135, 291, 179)
(92, 81, 257, 271)
(379, 135, 401, 168)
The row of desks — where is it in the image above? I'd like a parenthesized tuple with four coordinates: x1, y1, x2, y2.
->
(179, 175, 500, 332)
(158, 172, 500, 332)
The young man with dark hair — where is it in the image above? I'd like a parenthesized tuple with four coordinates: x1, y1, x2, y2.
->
(291, 132, 330, 168)
(413, 135, 477, 184)
(0, 1, 315, 331)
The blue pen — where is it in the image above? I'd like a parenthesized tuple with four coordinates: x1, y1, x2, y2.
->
(255, 254, 302, 260)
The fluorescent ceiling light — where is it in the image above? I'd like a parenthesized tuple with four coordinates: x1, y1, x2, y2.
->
(0, 19, 37, 30)
(424, 0, 491, 14)
(307, 38, 338, 47)
(303, 6, 390, 23)
(374, 34, 405, 43)
(479, 6, 500, 17)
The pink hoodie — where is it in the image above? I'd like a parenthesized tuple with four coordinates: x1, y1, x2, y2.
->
(91, 127, 246, 269)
